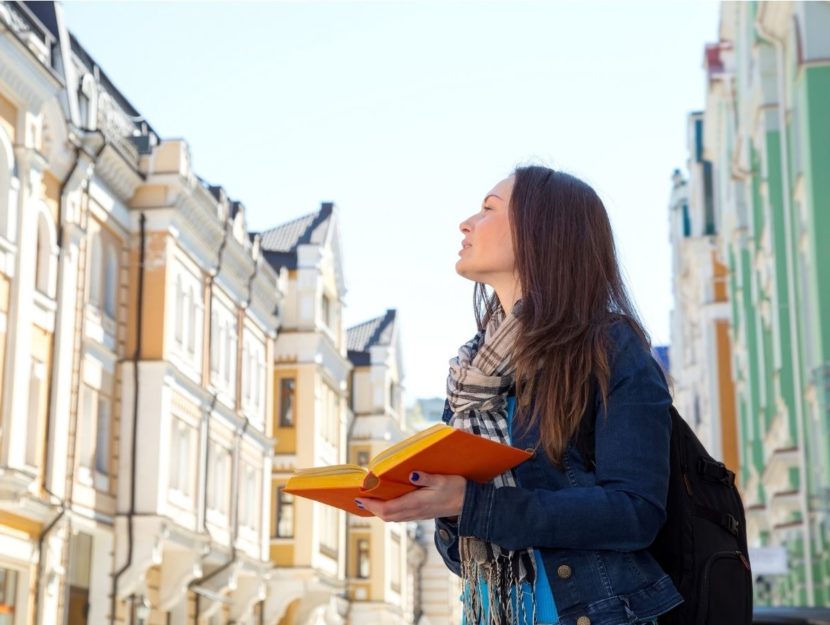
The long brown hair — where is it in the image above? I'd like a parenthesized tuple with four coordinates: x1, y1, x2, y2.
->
(473, 165, 650, 465)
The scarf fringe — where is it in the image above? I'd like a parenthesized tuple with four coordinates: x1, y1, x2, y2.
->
(460, 538, 538, 625)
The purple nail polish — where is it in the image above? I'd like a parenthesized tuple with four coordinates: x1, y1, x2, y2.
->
(411, 472, 420, 482)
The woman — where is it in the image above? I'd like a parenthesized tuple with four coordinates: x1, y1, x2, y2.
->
(355, 165, 683, 625)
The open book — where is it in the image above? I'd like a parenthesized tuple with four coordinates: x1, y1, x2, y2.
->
(283, 423, 533, 517)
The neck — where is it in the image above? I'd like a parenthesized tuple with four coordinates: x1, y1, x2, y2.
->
(493, 279, 521, 317)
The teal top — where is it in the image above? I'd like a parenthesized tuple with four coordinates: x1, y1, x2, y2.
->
(460, 397, 558, 624)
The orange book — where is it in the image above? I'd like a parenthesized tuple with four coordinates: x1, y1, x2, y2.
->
(283, 423, 533, 517)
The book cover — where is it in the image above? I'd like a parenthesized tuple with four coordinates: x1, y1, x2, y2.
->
(283, 423, 533, 517)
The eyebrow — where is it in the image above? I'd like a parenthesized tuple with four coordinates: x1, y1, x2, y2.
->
(483, 194, 503, 203)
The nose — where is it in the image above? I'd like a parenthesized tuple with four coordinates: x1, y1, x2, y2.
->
(459, 217, 472, 233)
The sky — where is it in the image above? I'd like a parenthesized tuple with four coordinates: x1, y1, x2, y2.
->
(62, 0, 722, 403)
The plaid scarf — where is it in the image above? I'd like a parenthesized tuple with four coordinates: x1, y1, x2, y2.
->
(446, 301, 537, 625)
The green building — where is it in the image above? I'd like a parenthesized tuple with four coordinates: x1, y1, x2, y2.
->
(698, 1, 830, 605)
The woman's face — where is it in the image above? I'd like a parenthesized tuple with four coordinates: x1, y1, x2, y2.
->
(456, 176, 516, 285)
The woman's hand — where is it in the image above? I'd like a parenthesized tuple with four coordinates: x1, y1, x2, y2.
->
(355, 471, 466, 522)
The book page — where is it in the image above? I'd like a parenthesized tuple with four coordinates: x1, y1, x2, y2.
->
(368, 423, 448, 468)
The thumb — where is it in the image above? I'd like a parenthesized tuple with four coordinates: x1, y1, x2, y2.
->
(409, 470, 436, 486)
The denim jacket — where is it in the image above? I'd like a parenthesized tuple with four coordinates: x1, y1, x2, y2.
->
(434, 321, 684, 625)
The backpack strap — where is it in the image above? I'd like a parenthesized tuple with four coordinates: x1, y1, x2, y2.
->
(694, 504, 740, 537)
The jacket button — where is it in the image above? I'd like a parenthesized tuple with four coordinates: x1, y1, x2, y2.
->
(438, 528, 450, 542)
(556, 564, 572, 579)
(576, 617, 591, 625)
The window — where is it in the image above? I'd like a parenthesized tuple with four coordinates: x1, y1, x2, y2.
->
(239, 463, 258, 529)
(79, 386, 95, 468)
(320, 504, 339, 557)
(390, 533, 401, 592)
(209, 298, 237, 398)
(103, 244, 118, 319)
(175, 276, 184, 343)
(0, 567, 18, 625)
(279, 378, 295, 427)
(356, 539, 370, 579)
(275, 486, 294, 538)
(174, 266, 203, 371)
(208, 443, 230, 515)
(321, 293, 329, 328)
(95, 394, 111, 476)
(322, 383, 339, 445)
(0, 131, 13, 241)
(79, 382, 112, 486)
(169, 419, 193, 497)
(88, 234, 102, 308)
(242, 332, 267, 426)
(210, 313, 219, 374)
(187, 286, 197, 353)
(68, 532, 92, 625)
(35, 213, 51, 295)
(357, 451, 370, 467)
(26, 359, 46, 466)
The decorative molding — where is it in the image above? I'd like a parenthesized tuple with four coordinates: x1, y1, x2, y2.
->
(94, 143, 143, 202)
(0, 32, 61, 111)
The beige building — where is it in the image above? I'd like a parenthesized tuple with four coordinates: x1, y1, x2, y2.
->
(345, 309, 422, 625)
(0, 3, 281, 624)
(1, 3, 457, 624)
(260, 203, 353, 625)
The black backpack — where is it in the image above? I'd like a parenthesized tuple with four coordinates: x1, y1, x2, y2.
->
(577, 399, 753, 625)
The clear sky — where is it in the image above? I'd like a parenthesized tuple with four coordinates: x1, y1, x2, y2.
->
(62, 0, 721, 403)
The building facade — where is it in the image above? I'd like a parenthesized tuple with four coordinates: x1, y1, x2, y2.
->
(261, 203, 353, 625)
(0, 3, 282, 624)
(346, 309, 417, 625)
(668, 115, 740, 475)
(680, 0, 830, 605)
(0, 3, 459, 624)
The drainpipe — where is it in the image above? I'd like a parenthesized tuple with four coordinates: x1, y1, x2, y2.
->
(191, 214, 261, 624)
(755, 10, 814, 603)
(190, 213, 230, 621)
(31, 143, 79, 625)
(34, 127, 107, 625)
(110, 211, 147, 625)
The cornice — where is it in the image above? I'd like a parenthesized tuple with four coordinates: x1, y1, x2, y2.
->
(94, 142, 144, 202)
(0, 21, 62, 110)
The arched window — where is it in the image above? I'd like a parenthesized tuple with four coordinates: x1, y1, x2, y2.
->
(187, 285, 197, 353)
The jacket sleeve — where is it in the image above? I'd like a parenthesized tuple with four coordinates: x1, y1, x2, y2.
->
(433, 517, 462, 576)
(457, 327, 672, 552)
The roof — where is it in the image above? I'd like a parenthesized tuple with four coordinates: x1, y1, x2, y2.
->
(258, 202, 334, 271)
(347, 309, 397, 366)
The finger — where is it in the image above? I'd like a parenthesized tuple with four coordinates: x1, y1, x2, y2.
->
(409, 470, 440, 486)
(355, 498, 384, 517)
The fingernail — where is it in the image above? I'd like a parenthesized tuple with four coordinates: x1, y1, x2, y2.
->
(410, 472, 420, 482)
